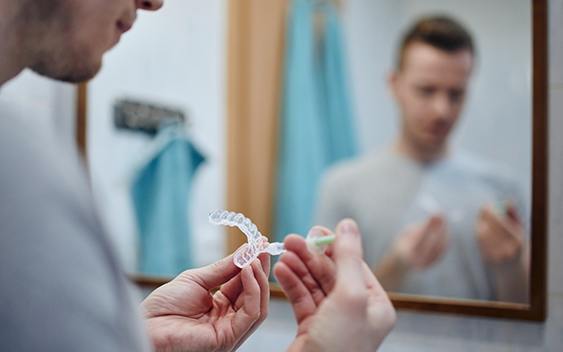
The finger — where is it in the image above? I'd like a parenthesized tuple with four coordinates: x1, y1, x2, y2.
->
(231, 259, 270, 351)
(421, 235, 449, 268)
(283, 231, 337, 295)
(279, 250, 326, 305)
(478, 204, 499, 227)
(476, 213, 521, 263)
(283, 234, 310, 259)
(482, 207, 521, 241)
(364, 267, 396, 340)
(476, 217, 493, 242)
(274, 260, 317, 324)
(415, 216, 445, 263)
(433, 225, 449, 261)
(252, 259, 270, 320)
(333, 219, 368, 306)
(418, 230, 447, 268)
(476, 222, 497, 261)
(325, 245, 335, 258)
(257, 252, 271, 278)
(219, 272, 243, 305)
(186, 252, 240, 290)
(481, 205, 507, 231)
(505, 202, 522, 225)
(220, 251, 272, 305)
(481, 204, 499, 223)
(362, 262, 386, 295)
(363, 262, 395, 321)
(411, 216, 435, 252)
(231, 265, 261, 338)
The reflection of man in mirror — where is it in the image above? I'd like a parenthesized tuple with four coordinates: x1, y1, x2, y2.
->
(315, 16, 529, 302)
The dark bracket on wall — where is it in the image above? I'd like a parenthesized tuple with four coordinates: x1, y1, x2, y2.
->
(114, 98, 187, 135)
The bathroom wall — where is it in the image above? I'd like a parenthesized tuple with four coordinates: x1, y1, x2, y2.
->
(86, 0, 229, 271)
(2, 0, 561, 350)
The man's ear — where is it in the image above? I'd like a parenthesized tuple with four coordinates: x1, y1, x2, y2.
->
(387, 70, 400, 100)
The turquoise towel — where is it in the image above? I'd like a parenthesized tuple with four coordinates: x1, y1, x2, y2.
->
(321, 3, 358, 163)
(131, 125, 205, 277)
(274, 0, 357, 241)
(274, 0, 327, 242)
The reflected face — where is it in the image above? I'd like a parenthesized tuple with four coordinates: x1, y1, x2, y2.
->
(391, 42, 474, 154)
(25, 0, 163, 83)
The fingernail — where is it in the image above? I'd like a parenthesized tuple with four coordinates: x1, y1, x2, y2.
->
(243, 264, 253, 275)
(307, 227, 324, 239)
(340, 219, 358, 235)
(250, 259, 259, 269)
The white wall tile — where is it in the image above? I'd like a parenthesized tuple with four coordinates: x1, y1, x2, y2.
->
(549, 88, 563, 295)
(550, 0, 563, 86)
(248, 296, 563, 351)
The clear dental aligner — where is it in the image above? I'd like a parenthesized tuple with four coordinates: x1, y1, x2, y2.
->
(209, 210, 285, 268)
(209, 210, 336, 268)
(418, 194, 464, 223)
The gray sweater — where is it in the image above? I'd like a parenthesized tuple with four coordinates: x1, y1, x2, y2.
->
(0, 114, 150, 351)
(315, 149, 527, 301)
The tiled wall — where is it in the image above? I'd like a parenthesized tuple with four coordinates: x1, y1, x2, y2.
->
(549, 0, 563, 295)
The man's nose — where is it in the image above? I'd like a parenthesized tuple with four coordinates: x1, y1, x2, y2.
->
(135, 0, 163, 11)
(432, 94, 454, 120)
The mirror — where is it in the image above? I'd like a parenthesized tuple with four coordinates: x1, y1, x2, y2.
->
(224, 0, 547, 320)
(79, 0, 548, 320)
(84, 1, 229, 280)
(313, 1, 533, 303)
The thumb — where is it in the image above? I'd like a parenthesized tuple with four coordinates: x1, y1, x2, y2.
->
(334, 219, 366, 296)
(190, 251, 240, 290)
(424, 214, 445, 234)
(505, 202, 522, 225)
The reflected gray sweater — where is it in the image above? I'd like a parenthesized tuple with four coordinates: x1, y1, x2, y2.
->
(315, 149, 526, 301)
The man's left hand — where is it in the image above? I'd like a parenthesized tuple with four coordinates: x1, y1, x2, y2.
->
(142, 252, 270, 352)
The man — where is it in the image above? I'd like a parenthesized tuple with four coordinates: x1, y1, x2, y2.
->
(316, 16, 529, 303)
(0, 1, 395, 351)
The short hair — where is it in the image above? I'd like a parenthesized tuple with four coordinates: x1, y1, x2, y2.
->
(396, 15, 475, 70)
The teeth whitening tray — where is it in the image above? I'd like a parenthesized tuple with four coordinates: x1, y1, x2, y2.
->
(209, 210, 335, 268)
(418, 193, 464, 223)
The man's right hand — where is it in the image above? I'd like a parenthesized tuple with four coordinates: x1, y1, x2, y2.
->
(475, 203, 524, 264)
(392, 214, 449, 270)
(274, 219, 396, 352)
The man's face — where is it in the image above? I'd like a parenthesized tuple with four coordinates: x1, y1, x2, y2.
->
(26, 0, 162, 83)
(390, 42, 474, 154)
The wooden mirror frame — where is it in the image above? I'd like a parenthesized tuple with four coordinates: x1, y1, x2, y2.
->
(223, 0, 549, 321)
(75, 0, 548, 321)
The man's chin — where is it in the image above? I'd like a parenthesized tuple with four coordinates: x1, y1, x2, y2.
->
(31, 61, 102, 83)
(425, 132, 449, 146)
(419, 136, 448, 156)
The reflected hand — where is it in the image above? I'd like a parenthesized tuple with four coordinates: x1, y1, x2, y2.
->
(275, 220, 396, 352)
(142, 253, 270, 352)
(392, 214, 449, 270)
(476, 203, 525, 264)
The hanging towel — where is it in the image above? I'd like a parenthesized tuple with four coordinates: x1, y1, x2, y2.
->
(274, 0, 357, 241)
(320, 3, 358, 163)
(274, 0, 327, 242)
(131, 124, 205, 277)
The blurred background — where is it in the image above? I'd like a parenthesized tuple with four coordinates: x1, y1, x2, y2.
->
(1, 0, 562, 350)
